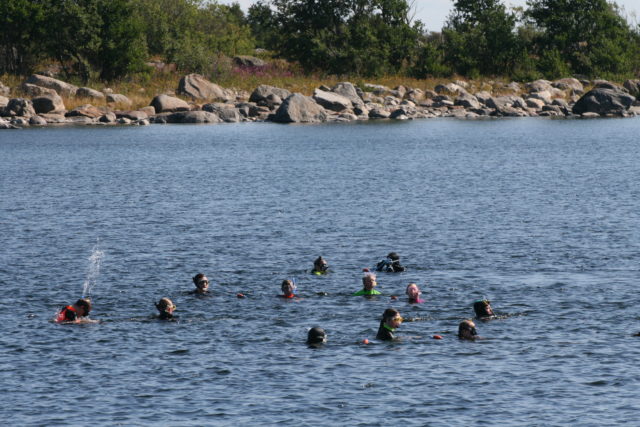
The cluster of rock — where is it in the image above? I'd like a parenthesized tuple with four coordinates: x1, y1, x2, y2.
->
(1, 73, 639, 129)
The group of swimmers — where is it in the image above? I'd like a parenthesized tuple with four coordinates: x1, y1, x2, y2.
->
(56, 252, 498, 344)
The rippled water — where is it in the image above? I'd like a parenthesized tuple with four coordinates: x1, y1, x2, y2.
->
(1, 118, 640, 425)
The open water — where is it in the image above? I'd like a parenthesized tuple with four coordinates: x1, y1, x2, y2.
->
(1, 117, 639, 426)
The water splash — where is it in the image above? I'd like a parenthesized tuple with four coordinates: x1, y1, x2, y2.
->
(82, 241, 104, 298)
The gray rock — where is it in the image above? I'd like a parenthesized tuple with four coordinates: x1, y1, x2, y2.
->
(593, 80, 621, 91)
(528, 90, 552, 104)
(106, 93, 132, 106)
(474, 91, 493, 105)
(116, 117, 131, 125)
(76, 87, 105, 100)
(67, 104, 105, 118)
(116, 110, 149, 121)
(29, 115, 48, 126)
(572, 88, 635, 115)
(390, 108, 413, 119)
(353, 105, 369, 117)
(526, 98, 546, 109)
(526, 79, 553, 93)
(5, 98, 35, 117)
(178, 73, 231, 101)
(363, 83, 390, 95)
(504, 82, 521, 93)
(368, 108, 391, 119)
(203, 103, 241, 122)
(249, 85, 292, 106)
(150, 94, 190, 113)
(331, 82, 364, 107)
(25, 74, 78, 97)
(167, 110, 222, 124)
(32, 93, 65, 114)
(435, 83, 467, 96)
(0, 96, 8, 109)
(623, 79, 640, 97)
(233, 55, 266, 68)
(271, 93, 327, 123)
(553, 78, 583, 94)
(39, 113, 67, 123)
(99, 113, 117, 123)
(313, 89, 352, 112)
(455, 93, 481, 109)
(580, 112, 601, 118)
(0, 118, 19, 129)
(383, 96, 400, 106)
(11, 117, 29, 126)
(21, 83, 57, 97)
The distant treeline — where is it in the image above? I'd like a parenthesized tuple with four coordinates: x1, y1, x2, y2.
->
(1, 0, 639, 82)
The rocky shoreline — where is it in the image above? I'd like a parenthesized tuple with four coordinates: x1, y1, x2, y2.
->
(1, 73, 639, 129)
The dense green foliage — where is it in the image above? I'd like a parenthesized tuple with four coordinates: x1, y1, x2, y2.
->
(0, 0, 638, 81)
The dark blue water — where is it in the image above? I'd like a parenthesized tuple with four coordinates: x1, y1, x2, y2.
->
(1, 118, 640, 425)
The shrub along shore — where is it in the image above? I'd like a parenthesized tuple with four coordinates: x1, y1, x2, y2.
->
(1, 71, 639, 130)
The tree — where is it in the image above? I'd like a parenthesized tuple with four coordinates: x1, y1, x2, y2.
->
(250, 0, 422, 76)
(526, 0, 640, 77)
(443, 0, 522, 77)
(0, 0, 48, 75)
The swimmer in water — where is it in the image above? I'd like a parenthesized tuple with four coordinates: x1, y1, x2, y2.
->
(311, 256, 329, 275)
(406, 283, 424, 303)
(56, 298, 92, 323)
(376, 308, 403, 341)
(376, 252, 406, 273)
(473, 299, 495, 319)
(353, 270, 381, 296)
(307, 327, 327, 347)
(192, 273, 210, 294)
(279, 279, 297, 299)
(155, 297, 176, 320)
(458, 319, 479, 340)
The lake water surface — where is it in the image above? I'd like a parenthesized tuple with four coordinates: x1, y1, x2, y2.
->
(1, 118, 640, 425)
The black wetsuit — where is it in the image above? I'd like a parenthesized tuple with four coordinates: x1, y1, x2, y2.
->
(158, 312, 174, 320)
(376, 323, 396, 341)
(376, 260, 405, 273)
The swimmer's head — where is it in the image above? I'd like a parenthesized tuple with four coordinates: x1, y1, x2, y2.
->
(382, 308, 403, 328)
(387, 252, 400, 261)
(156, 297, 176, 314)
(313, 256, 328, 271)
(307, 327, 327, 345)
(362, 273, 377, 290)
(75, 298, 91, 316)
(193, 273, 209, 292)
(458, 319, 478, 340)
(281, 279, 296, 297)
(473, 299, 494, 317)
(406, 283, 421, 300)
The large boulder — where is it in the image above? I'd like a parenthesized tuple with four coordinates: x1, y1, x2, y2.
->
(435, 82, 467, 96)
(166, 111, 222, 124)
(331, 82, 364, 107)
(106, 93, 132, 106)
(233, 55, 266, 68)
(32, 93, 65, 114)
(202, 103, 241, 122)
(76, 87, 105, 100)
(150, 94, 190, 113)
(270, 93, 327, 123)
(25, 74, 78, 97)
(249, 85, 292, 106)
(623, 79, 640, 97)
(312, 89, 352, 112)
(553, 78, 583, 94)
(526, 79, 553, 93)
(21, 83, 57, 97)
(454, 93, 481, 109)
(572, 87, 635, 115)
(177, 74, 231, 101)
(66, 104, 105, 118)
(486, 95, 525, 110)
(4, 98, 35, 117)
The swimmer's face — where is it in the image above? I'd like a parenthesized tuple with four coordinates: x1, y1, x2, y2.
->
(484, 304, 494, 316)
(460, 321, 477, 339)
(363, 275, 377, 290)
(281, 281, 295, 296)
(406, 284, 420, 299)
(389, 314, 403, 329)
(196, 277, 209, 292)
